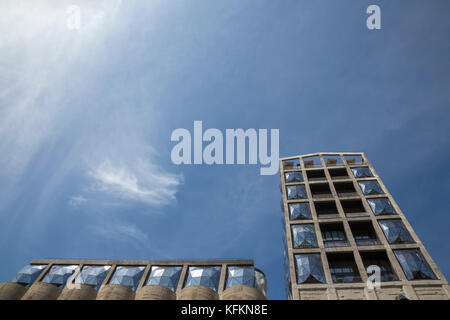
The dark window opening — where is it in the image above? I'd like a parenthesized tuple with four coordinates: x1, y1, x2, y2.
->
(320, 223, 348, 247)
(314, 201, 339, 219)
(328, 168, 349, 180)
(349, 221, 380, 246)
(310, 183, 332, 199)
(327, 253, 362, 283)
(306, 170, 326, 181)
(334, 182, 357, 197)
(340, 199, 367, 217)
(360, 251, 398, 282)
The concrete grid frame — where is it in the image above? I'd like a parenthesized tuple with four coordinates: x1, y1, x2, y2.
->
(279, 152, 450, 300)
(0, 259, 267, 300)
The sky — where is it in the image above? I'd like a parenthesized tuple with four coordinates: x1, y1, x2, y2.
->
(0, 0, 449, 299)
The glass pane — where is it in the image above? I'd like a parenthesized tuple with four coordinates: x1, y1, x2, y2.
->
(146, 266, 182, 292)
(289, 202, 312, 220)
(75, 265, 111, 290)
(351, 167, 373, 178)
(367, 198, 396, 215)
(184, 266, 221, 292)
(359, 180, 383, 195)
(42, 265, 78, 287)
(12, 265, 47, 285)
(291, 224, 318, 248)
(379, 220, 414, 244)
(286, 185, 307, 200)
(285, 171, 303, 183)
(294, 254, 325, 284)
(394, 250, 436, 280)
(226, 266, 255, 288)
(109, 266, 145, 291)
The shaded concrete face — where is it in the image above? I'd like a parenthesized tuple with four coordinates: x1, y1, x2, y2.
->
(58, 284, 97, 300)
(221, 285, 266, 300)
(96, 284, 135, 300)
(177, 286, 219, 300)
(280, 152, 450, 300)
(135, 285, 176, 300)
(0, 282, 28, 300)
(21, 282, 61, 300)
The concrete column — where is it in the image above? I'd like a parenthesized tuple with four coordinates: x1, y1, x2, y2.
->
(58, 284, 97, 300)
(220, 285, 265, 300)
(135, 285, 176, 300)
(96, 284, 135, 300)
(21, 282, 61, 300)
(0, 282, 27, 300)
(177, 286, 219, 300)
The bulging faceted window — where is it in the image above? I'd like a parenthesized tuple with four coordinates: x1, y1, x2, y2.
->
(367, 198, 396, 215)
(42, 265, 78, 288)
(294, 254, 325, 284)
(12, 265, 46, 287)
(289, 202, 312, 220)
(226, 266, 255, 288)
(75, 265, 111, 290)
(254, 269, 267, 297)
(379, 220, 414, 244)
(394, 250, 437, 280)
(291, 224, 318, 248)
(285, 171, 303, 183)
(351, 167, 373, 178)
(358, 180, 384, 195)
(286, 185, 307, 200)
(146, 266, 182, 292)
(184, 266, 221, 292)
(109, 266, 145, 291)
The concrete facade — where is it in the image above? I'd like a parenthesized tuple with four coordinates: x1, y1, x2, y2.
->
(1, 259, 266, 300)
(280, 152, 450, 300)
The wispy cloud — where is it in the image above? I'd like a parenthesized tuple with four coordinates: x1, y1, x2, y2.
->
(87, 158, 183, 206)
(87, 220, 150, 248)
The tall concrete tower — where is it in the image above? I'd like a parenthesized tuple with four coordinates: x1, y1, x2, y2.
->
(279, 152, 449, 300)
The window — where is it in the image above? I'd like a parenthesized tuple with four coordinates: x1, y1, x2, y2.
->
(367, 198, 396, 215)
(289, 202, 312, 220)
(327, 253, 361, 283)
(328, 168, 349, 180)
(184, 266, 222, 291)
(320, 223, 348, 247)
(378, 220, 414, 244)
(294, 254, 325, 284)
(334, 182, 357, 197)
(310, 183, 332, 199)
(349, 221, 380, 246)
(303, 156, 321, 168)
(360, 251, 398, 281)
(358, 180, 384, 195)
(109, 266, 146, 291)
(323, 155, 343, 167)
(306, 169, 326, 181)
(283, 158, 300, 169)
(42, 265, 78, 288)
(75, 265, 111, 290)
(146, 266, 182, 292)
(344, 155, 364, 165)
(286, 185, 307, 200)
(226, 266, 255, 288)
(340, 199, 367, 217)
(351, 167, 373, 178)
(314, 201, 339, 219)
(394, 250, 437, 280)
(12, 265, 47, 287)
(285, 171, 303, 183)
(291, 224, 318, 248)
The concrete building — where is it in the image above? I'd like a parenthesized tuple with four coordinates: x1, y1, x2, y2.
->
(0, 259, 266, 300)
(280, 152, 449, 300)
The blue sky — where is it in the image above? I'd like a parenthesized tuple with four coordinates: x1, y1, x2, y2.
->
(0, 0, 449, 299)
